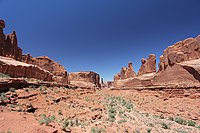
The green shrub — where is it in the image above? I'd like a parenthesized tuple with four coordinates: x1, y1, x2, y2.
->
(0, 73, 10, 78)
(61, 119, 69, 130)
(118, 119, 127, 124)
(9, 88, 16, 92)
(161, 122, 170, 129)
(175, 118, 187, 125)
(168, 116, 174, 121)
(90, 127, 104, 133)
(187, 120, 196, 127)
(147, 128, 151, 133)
(58, 110, 62, 115)
(39, 114, 55, 126)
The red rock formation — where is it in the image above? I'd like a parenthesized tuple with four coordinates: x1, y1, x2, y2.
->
(0, 56, 53, 81)
(113, 35, 200, 89)
(138, 54, 156, 76)
(69, 71, 100, 87)
(0, 20, 69, 84)
(125, 62, 137, 78)
(114, 62, 136, 81)
(22, 55, 69, 84)
(114, 73, 121, 81)
(0, 20, 22, 61)
(159, 35, 200, 71)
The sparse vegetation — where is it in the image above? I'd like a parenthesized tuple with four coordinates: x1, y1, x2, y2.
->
(90, 127, 105, 133)
(58, 110, 62, 115)
(147, 128, 151, 133)
(175, 117, 187, 125)
(161, 122, 170, 129)
(187, 120, 196, 127)
(61, 119, 69, 130)
(0, 73, 10, 78)
(39, 114, 55, 126)
(9, 88, 16, 92)
(168, 116, 174, 121)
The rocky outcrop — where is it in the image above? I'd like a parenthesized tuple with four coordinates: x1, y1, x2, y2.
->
(22, 55, 69, 84)
(138, 54, 156, 76)
(153, 59, 200, 86)
(0, 20, 69, 84)
(159, 35, 200, 71)
(0, 20, 22, 61)
(0, 56, 53, 81)
(113, 35, 200, 89)
(114, 62, 136, 81)
(69, 71, 100, 88)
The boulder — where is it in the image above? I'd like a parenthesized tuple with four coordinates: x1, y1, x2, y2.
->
(138, 54, 156, 76)
(69, 71, 100, 87)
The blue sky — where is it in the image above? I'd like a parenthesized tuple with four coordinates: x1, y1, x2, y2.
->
(0, 0, 200, 81)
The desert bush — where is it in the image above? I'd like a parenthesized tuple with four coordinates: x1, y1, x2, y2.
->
(168, 116, 174, 121)
(90, 127, 104, 133)
(187, 120, 196, 127)
(161, 122, 170, 129)
(118, 119, 127, 124)
(61, 119, 69, 130)
(9, 88, 16, 92)
(0, 73, 10, 78)
(58, 110, 62, 115)
(39, 114, 55, 126)
(175, 117, 187, 125)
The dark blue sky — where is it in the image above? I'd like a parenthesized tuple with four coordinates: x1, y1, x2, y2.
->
(0, 0, 200, 81)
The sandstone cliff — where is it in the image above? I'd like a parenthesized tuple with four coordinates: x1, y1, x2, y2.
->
(138, 54, 156, 76)
(69, 71, 100, 88)
(113, 35, 200, 89)
(0, 56, 53, 81)
(0, 20, 22, 61)
(114, 62, 136, 81)
(22, 55, 69, 84)
(0, 20, 69, 84)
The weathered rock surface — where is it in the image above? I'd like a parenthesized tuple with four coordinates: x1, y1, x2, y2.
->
(0, 56, 53, 81)
(0, 20, 22, 61)
(22, 55, 68, 84)
(138, 54, 156, 76)
(113, 35, 200, 89)
(114, 62, 136, 81)
(153, 59, 200, 86)
(159, 35, 200, 71)
(69, 71, 100, 87)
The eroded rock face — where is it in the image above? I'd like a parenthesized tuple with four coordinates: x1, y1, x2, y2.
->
(153, 59, 200, 86)
(113, 35, 200, 89)
(22, 55, 69, 84)
(0, 20, 22, 61)
(159, 35, 200, 71)
(138, 54, 156, 76)
(0, 56, 53, 81)
(114, 62, 136, 81)
(69, 71, 100, 87)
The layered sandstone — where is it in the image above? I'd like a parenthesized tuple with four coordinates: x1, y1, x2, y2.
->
(159, 35, 200, 71)
(113, 35, 200, 89)
(22, 55, 68, 84)
(69, 71, 100, 88)
(0, 56, 53, 81)
(114, 62, 136, 81)
(0, 20, 22, 61)
(138, 54, 156, 76)
(0, 20, 69, 84)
